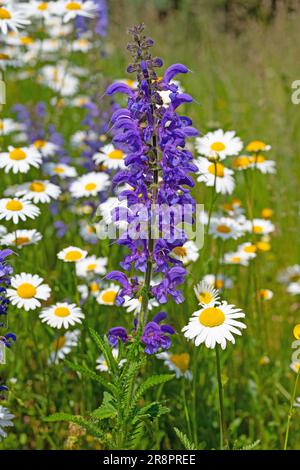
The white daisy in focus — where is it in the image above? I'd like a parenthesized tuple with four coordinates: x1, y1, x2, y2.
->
(0, 229, 42, 249)
(93, 144, 126, 170)
(194, 280, 220, 307)
(203, 273, 233, 291)
(56, 1, 97, 23)
(57, 246, 87, 263)
(44, 162, 77, 178)
(40, 302, 84, 329)
(7, 273, 51, 311)
(224, 251, 249, 266)
(156, 352, 192, 380)
(209, 216, 244, 240)
(49, 329, 80, 364)
(182, 301, 246, 350)
(32, 139, 58, 157)
(16, 180, 61, 204)
(195, 129, 243, 160)
(0, 198, 40, 224)
(96, 284, 119, 306)
(171, 241, 199, 265)
(70, 172, 110, 198)
(0, 146, 42, 174)
(0, 405, 14, 441)
(250, 155, 276, 174)
(0, 5, 30, 35)
(196, 158, 235, 195)
(237, 242, 257, 260)
(123, 295, 158, 316)
(76, 255, 107, 278)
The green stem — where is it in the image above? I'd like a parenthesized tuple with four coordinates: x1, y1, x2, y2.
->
(283, 366, 300, 450)
(207, 160, 218, 233)
(215, 346, 226, 449)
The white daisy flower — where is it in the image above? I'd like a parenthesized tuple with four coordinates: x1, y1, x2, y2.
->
(0, 198, 40, 224)
(182, 301, 246, 350)
(57, 246, 87, 263)
(250, 155, 276, 174)
(49, 329, 80, 364)
(203, 274, 233, 291)
(96, 284, 119, 306)
(257, 289, 273, 301)
(195, 129, 243, 160)
(15, 180, 61, 204)
(70, 129, 97, 146)
(22, 1, 54, 19)
(209, 216, 244, 240)
(0, 118, 24, 135)
(123, 295, 158, 316)
(40, 302, 84, 329)
(97, 197, 128, 231)
(72, 37, 92, 52)
(278, 265, 300, 284)
(76, 255, 107, 278)
(196, 157, 235, 195)
(194, 280, 220, 307)
(245, 218, 275, 235)
(93, 144, 126, 170)
(232, 155, 252, 171)
(0, 405, 14, 441)
(7, 273, 51, 311)
(171, 241, 199, 265)
(39, 65, 79, 96)
(156, 352, 192, 380)
(246, 140, 271, 153)
(32, 139, 58, 157)
(224, 251, 249, 266)
(70, 172, 110, 198)
(96, 348, 126, 372)
(0, 229, 42, 249)
(237, 242, 257, 260)
(56, 1, 97, 23)
(44, 162, 77, 178)
(287, 282, 300, 296)
(0, 5, 30, 35)
(0, 145, 42, 174)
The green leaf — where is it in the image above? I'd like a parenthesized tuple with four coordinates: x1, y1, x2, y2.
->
(45, 413, 103, 438)
(88, 327, 118, 374)
(133, 374, 174, 404)
(65, 360, 117, 394)
(91, 392, 117, 421)
(134, 401, 170, 421)
(174, 427, 197, 450)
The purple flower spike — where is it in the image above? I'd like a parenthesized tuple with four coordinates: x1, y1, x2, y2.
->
(163, 63, 189, 83)
(141, 313, 175, 355)
(108, 327, 128, 347)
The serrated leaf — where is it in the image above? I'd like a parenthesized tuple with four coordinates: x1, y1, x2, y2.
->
(88, 328, 118, 374)
(65, 360, 117, 394)
(133, 374, 174, 404)
(174, 427, 197, 450)
(91, 392, 117, 420)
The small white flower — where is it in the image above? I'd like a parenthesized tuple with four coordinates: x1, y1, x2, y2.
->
(0, 229, 42, 249)
(194, 280, 220, 307)
(196, 129, 243, 160)
(7, 273, 51, 311)
(245, 218, 275, 236)
(96, 284, 119, 306)
(44, 162, 77, 178)
(32, 139, 58, 157)
(209, 216, 244, 240)
(93, 144, 126, 170)
(196, 158, 235, 195)
(49, 330, 80, 364)
(123, 295, 158, 316)
(56, 1, 97, 23)
(76, 255, 107, 278)
(16, 180, 61, 204)
(0, 405, 14, 441)
(0, 198, 40, 224)
(96, 348, 126, 372)
(0, 5, 30, 35)
(224, 251, 249, 266)
(237, 242, 257, 260)
(0, 145, 42, 174)
(156, 352, 192, 380)
(70, 172, 110, 198)
(57, 246, 88, 263)
(40, 302, 85, 329)
(170, 241, 199, 265)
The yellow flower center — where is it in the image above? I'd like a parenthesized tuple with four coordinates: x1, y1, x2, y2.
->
(253, 225, 263, 234)
(20, 37, 34, 45)
(246, 140, 267, 152)
(85, 182, 97, 191)
(199, 291, 213, 304)
(87, 263, 97, 271)
(215, 279, 224, 289)
(216, 224, 231, 233)
(138, 296, 143, 303)
(101, 290, 117, 304)
(53, 166, 64, 174)
(210, 141, 226, 152)
(15, 236, 30, 246)
(9, 148, 26, 160)
(125, 79, 136, 88)
(54, 307, 71, 317)
(244, 244, 257, 253)
(17, 283, 37, 299)
(199, 307, 225, 327)
(34, 139, 46, 149)
(66, 1, 81, 10)
(261, 208, 273, 219)
(6, 200, 23, 211)
(38, 2, 48, 10)
(52, 336, 66, 351)
(233, 155, 251, 168)
(173, 246, 187, 257)
(170, 353, 190, 373)
(90, 281, 99, 293)
(108, 149, 124, 160)
(99, 134, 107, 142)
(256, 241, 271, 251)
(250, 154, 265, 164)
(208, 162, 224, 178)
(231, 256, 241, 263)
(0, 53, 10, 60)
(29, 182, 46, 192)
(65, 250, 83, 261)
(0, 8, 11, 19)
(293, 324, 300, 340)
